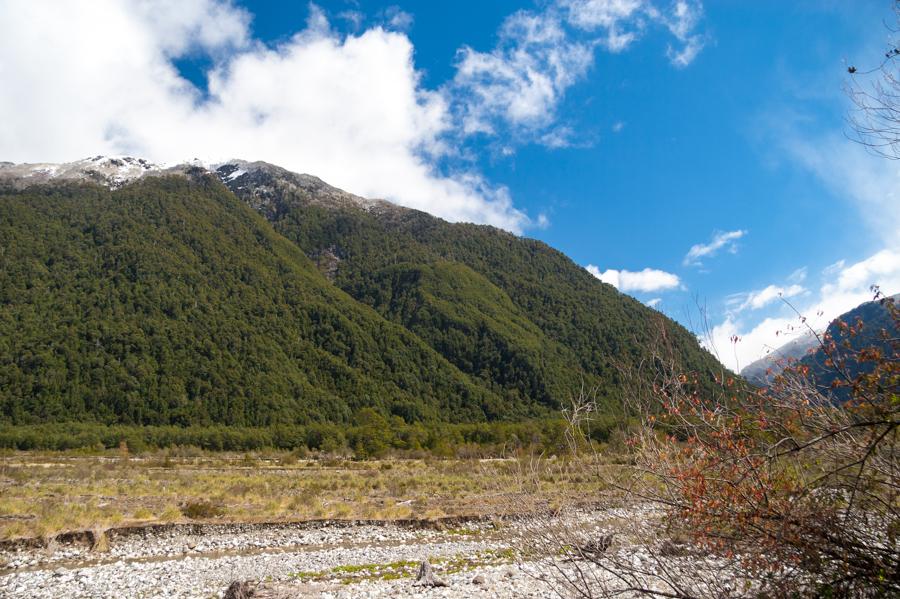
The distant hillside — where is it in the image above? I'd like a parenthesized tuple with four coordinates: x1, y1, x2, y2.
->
(800, 295, 897, 401)
(741, 295, 898, 396)
(741, 331, 820, 386)
(0, 158, 724, 427)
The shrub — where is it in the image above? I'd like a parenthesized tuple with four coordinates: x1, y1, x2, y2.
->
(180, 501, 225, 520)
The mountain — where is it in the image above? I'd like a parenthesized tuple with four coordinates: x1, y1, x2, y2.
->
(799, 295, 897, 401)
(0, 157, 724, 427)
(740, 331, 820, 386)
(216, 161, 723, 411)
(0, 156, 166, 189)
(741, 295, 898, 394)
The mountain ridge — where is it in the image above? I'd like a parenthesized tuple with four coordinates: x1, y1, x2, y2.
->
(1, 156, 397, 212)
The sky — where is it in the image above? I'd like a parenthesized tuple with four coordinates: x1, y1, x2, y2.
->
(0, 0, 898, 372)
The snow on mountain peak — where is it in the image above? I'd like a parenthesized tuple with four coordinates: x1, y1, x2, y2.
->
(0, 156, 163, 189)
(0, 156, 403, 216)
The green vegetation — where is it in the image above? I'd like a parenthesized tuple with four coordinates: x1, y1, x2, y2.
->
(233, 169, 723, 414)
(0, 416, 624, 456)
(0, 176, 508, 426)
(289, 550, 516, 585)
(0, 170, 722, 430)
(180, 500, 225, 520)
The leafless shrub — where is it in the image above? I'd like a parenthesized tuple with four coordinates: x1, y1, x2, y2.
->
(846, 1, 900, 160)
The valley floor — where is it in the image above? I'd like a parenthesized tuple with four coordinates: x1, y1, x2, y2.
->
(0, 452, 619, 597)
(0, 515, 558, 598)
(0, 453, 772, 598)
(0, 452, 607, 541)
(2, 506, 689, 599)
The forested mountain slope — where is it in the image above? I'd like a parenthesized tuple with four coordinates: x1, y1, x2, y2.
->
(799, 295, 897, 401)
(0, 175, 504, 425)
(220, 161, 723, 413)
(0, 159, 724, 426)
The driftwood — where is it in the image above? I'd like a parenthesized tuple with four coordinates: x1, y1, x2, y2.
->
(414, 559, 448, 587)
(88, 529, 109, 553)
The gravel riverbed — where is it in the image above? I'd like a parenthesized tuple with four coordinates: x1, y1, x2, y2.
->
(1, 515, 611, 598)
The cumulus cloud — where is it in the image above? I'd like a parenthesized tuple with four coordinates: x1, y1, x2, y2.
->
(0, 0, 705, 232)
(707, 249, 900, 372)
(0, 0, 533, 231)
(683, 229, 747, 266)
(586, 265, 681, 292)
(453, 10, 594, 136)
(135, 0, 251, 55)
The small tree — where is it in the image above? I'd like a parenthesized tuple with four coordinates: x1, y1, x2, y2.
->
(349, 408, 392, 459)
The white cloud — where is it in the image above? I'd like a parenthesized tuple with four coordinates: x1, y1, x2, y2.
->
(0, 0, 707, 233)
(787, 266, 807, 283)
(707, 249, 900, 372)
(783, 133, 900, 247)
(646, 297, 662, 307)
(562, 0, 644, 51)
(561, 0, 703, 65)
(0, 0, 535, 232)
(683, 229, 747, 266)
(823, 259, 846, 276)
(666, 37, 703, 68)
(823, 249, 900, 297)
(452, 10, 595, 136)
(564, 0, 642, 29)
(134, 0, 251, 55)
(382, 6, 414, 32)
(539, 126, 578, 148)
(586, 265, 681, 292)
(713, 97, 900, 373)
(450, 0, 706, 143)
(728, 283, 807, 313)
(337, 10, 365, 31)
(659, 0, 705, 68)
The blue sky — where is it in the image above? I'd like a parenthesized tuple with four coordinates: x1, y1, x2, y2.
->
(1, 0, 898, 371)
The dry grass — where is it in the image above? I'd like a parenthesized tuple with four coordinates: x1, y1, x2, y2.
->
(0, 449, 609, 540)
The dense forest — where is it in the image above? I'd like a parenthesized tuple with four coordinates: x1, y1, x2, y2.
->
(0, 166, 724, 431)
(225, 162, 724, 414)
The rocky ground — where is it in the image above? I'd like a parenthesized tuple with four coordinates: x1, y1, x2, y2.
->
(0, 511, 626, 598)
